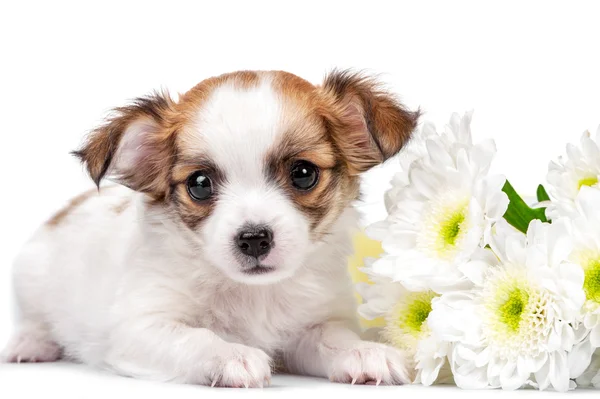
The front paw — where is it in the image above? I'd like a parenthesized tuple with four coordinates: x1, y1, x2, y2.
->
(329, 342, 412, 385)
(206, 343, 272, 388)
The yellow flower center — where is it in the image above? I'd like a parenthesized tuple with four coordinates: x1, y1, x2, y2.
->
(383, 291, 438, 351)
(440, 210, 466, 247)
(418, 193, 471, 261)
(498, 288, 529, 332)
(482, 267, 552, 358)
(578, 176, 599, 190)
(572, 250, 600, 305)
(583, 259, 600, 304)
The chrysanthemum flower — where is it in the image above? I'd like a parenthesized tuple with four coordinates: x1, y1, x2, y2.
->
(357, 269, 448, 385)
(546, 127, 600, 219)
(367, 112, 508, 292)
(428, 220, 585, 391)
(557, 187, 600, 377)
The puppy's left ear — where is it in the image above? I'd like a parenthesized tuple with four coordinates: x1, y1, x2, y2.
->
(321, 70, 419, 174)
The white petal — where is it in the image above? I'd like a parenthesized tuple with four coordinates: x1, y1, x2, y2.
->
(568, 338, 594, 378)
(548, 351, 570, 392)
(475, 138, 497, 160)
(505, 235, 527, 265)
(454, 367, 489, 389)
(473, 346, 490, 368)
(547, 329, 562, 352)
(576, 186, 600, 220)
(499, 361, 525, 390)
(419, 358, 444, 386)
(370, 257, 395, 278)
(590, 325, 600, 347)
(560, 323, 576, 352)
(485, 191, 509, 220)
(458, 260, 489, 286)
(547, 218, 573, 268)
(458, 110, 474, 144)
(425, 138, 453, 168)
(566, 142, 583, 161)
(534, 356, 551, 391)
(581, 134, 600, 161)
(409, 166, 439, 198)
(488, 356, 506, 380)
(530, 352, 549, 372)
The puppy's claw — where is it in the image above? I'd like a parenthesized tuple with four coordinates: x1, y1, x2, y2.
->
(264, 376, 271, 387)
(16, 355, 22, 364)
(211, 379, 218, 388)
(376, 378, 381, 386)
(351, 377, 357, 385)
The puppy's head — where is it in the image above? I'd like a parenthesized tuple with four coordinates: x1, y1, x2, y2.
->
(75, 70, 418, 285)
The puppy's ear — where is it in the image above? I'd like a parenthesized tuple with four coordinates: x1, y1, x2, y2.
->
(321, 70, 419, 174)
(73, 92, 176, 197)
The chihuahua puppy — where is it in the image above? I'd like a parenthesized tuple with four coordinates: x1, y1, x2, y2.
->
(2, 70, 418, 387)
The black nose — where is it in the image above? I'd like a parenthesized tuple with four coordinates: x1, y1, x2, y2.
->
(236, 227, 273, 259)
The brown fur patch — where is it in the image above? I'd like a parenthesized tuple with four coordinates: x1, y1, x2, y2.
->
(320, 69, 420, 174)
(169, 160, 226, 229)
(73, 92, 180, 201)
(265, 71, 362, 238)
(177, 70, 260, 115)
(170, 184, 216, 229)
(47, 189, 98, 227)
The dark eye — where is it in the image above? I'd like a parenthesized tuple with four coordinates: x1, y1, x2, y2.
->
(186, 171, 213, 201)
(290, 160, 319, 190)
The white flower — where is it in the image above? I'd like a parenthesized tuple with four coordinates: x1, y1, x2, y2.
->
(384, 111, 495, 212)
(428, 220, 585, 391)
(559, 187, 600, 377)
(367, 111, 509, 292)
(357, 268, 448, 385)
(546, 127, 600, 219)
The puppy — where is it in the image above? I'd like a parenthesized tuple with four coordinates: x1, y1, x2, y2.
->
(2, 70, 418, 387)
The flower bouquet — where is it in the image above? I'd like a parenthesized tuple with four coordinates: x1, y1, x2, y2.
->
(357, 111, 600, 391)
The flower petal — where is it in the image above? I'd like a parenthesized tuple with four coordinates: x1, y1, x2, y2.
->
(568, 338, 594, 378)
(548, 351, 570, 392)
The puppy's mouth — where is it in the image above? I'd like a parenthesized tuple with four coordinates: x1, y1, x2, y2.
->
(242, 265, 276, 275)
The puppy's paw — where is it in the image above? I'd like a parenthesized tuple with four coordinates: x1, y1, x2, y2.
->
(206, 344, 272, 388)
(1, 331, 61, 363)
(328, 342, 412, 385)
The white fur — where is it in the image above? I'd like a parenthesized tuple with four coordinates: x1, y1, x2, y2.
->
(3, 77, 411, 387)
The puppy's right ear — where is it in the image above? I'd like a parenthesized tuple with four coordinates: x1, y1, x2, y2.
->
(73, 92, 176, 197)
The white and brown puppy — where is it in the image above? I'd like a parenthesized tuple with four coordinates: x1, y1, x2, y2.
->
(2, 70, 418, 387)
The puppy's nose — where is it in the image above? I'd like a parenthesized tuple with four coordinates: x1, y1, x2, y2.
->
(236, 227, 273, 259)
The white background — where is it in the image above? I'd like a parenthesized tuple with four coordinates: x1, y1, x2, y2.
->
(1, 0, 599, 397)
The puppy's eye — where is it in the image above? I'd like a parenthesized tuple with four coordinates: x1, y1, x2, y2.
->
(290, 160, 319, 190)
(186, 171, 213, 201)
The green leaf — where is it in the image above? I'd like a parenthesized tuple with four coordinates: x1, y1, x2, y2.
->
(502, 180, 548, 234)
(536, 184, 551, 202)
